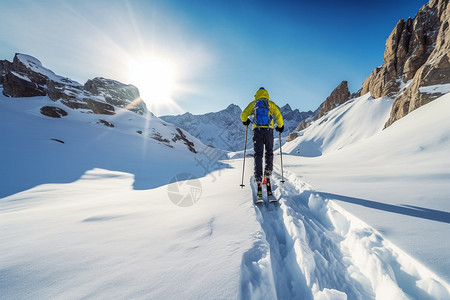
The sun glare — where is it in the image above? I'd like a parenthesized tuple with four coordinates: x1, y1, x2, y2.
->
(128, 57, 177, 112)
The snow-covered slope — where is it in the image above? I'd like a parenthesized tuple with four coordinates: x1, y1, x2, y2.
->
(283, 92, 450, 284)
(0, 89, 219, 198)
(283, 93, 393, 156)
(1, 88, 449, 299)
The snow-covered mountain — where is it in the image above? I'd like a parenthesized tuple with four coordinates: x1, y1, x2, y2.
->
(161, 103, 313, 151)
(161, 104, 246, 151)
(0, 54, 224, 198)
(1, 49, 450, 298)
(1, 86, 449, 299)
(0, 88, 219, 198)
(292, 0, 450, 135)
(1, 53, 148, 115)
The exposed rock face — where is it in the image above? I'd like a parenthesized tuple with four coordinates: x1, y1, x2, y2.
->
(287, 132, 299, 142)
(0, 60, 12, 84)
(359, 0, 449, 127)
(172, 128, 197, 153)
(361, 2, 442, 98)
(40, 106, 68, 118)
(97, 119, 115, 127)
(0, 53, 148, 116)
(3, 71, 46, 97)
(316, 81, 351, 120)
(385, 0, 450, 127)
(84, 77, 147, 115)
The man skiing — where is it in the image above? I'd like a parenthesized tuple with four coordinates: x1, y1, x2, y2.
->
(241, 87, 284, 202)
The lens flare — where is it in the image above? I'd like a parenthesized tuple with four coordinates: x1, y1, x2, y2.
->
(128, 57, 178, 114)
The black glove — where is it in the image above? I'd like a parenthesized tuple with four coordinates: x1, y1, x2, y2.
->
(243, 119, 251, 126)
(275, 125, 284, 133)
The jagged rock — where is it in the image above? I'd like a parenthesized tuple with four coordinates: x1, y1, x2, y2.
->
(361, 1, 442, 99)
(358, 0, 449, 128)
(287, 132, 298, 142)
(172, 128, 197, 153)
(350, 89, 362, 99)
(85, 98, 115, 115)
(0, 53, 150, 116)
(40, 106, 68, 118)
(84, 77, 147, 115)
(279, 104, 314, 134)
(0, 60, 12, 84)
(3, 71, 46, 97)
(385, 0, 450, 127)
(316, 81, 350, 120)
(296, 119, 310, 131)
(12, 54, 49, 85)
(97, 119, 114, 127)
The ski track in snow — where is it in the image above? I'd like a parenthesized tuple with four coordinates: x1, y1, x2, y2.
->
(239, 166, 450, 300)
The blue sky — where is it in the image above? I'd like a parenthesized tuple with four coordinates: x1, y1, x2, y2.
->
(0, 0, 427, 115)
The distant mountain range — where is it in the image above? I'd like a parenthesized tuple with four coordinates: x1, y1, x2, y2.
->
(161, 104, 313, 151)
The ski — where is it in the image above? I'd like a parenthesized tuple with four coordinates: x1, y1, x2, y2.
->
(255, 182, 264, 204)
(268, 197, 278, 203)
(266, 177, 278, 203)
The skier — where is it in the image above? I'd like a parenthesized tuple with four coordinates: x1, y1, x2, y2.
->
(241, 87, 284, 202)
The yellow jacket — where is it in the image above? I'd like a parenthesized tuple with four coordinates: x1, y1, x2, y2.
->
(241, 100, 284, 129)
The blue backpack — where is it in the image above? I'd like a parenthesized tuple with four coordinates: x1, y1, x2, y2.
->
(253, 100, 273, 126)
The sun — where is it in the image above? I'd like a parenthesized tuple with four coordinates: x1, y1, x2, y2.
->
(128, 57, 176, 110)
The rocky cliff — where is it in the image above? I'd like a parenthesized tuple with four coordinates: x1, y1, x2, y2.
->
(316, 81, 351, 120)
(361, 0, 449, 127)
(0, 53, 147, 116)
(293, 0, 450, 134)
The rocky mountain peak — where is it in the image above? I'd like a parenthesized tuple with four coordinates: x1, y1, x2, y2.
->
(316, 81, 351, 120)
(84, 77, 147, 115)
(280, 103, 292, 114)
(358, 0, 449, 127)
(384, 0, 450, 127)
(0, 53, 148, 116)
(225, 103, 242, 114)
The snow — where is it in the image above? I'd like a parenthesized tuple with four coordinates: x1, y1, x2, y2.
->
(283, 93, 393, 157)
(0, 92, 213, 198)
(10, 71, 32, 83)
(283, 92, 450, 284)
(15, 54, 81, 86)
(1, 89, 449, 299)
(419, 83, 450, 94)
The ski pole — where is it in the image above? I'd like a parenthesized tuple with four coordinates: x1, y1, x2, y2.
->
(279, 132, 285, 183)
(240, 124, 249, 188)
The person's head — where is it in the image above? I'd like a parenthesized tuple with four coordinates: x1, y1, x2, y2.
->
(254, 87, 269, 100)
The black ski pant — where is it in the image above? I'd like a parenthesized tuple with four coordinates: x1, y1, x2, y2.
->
(253, 127, 273, 183)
